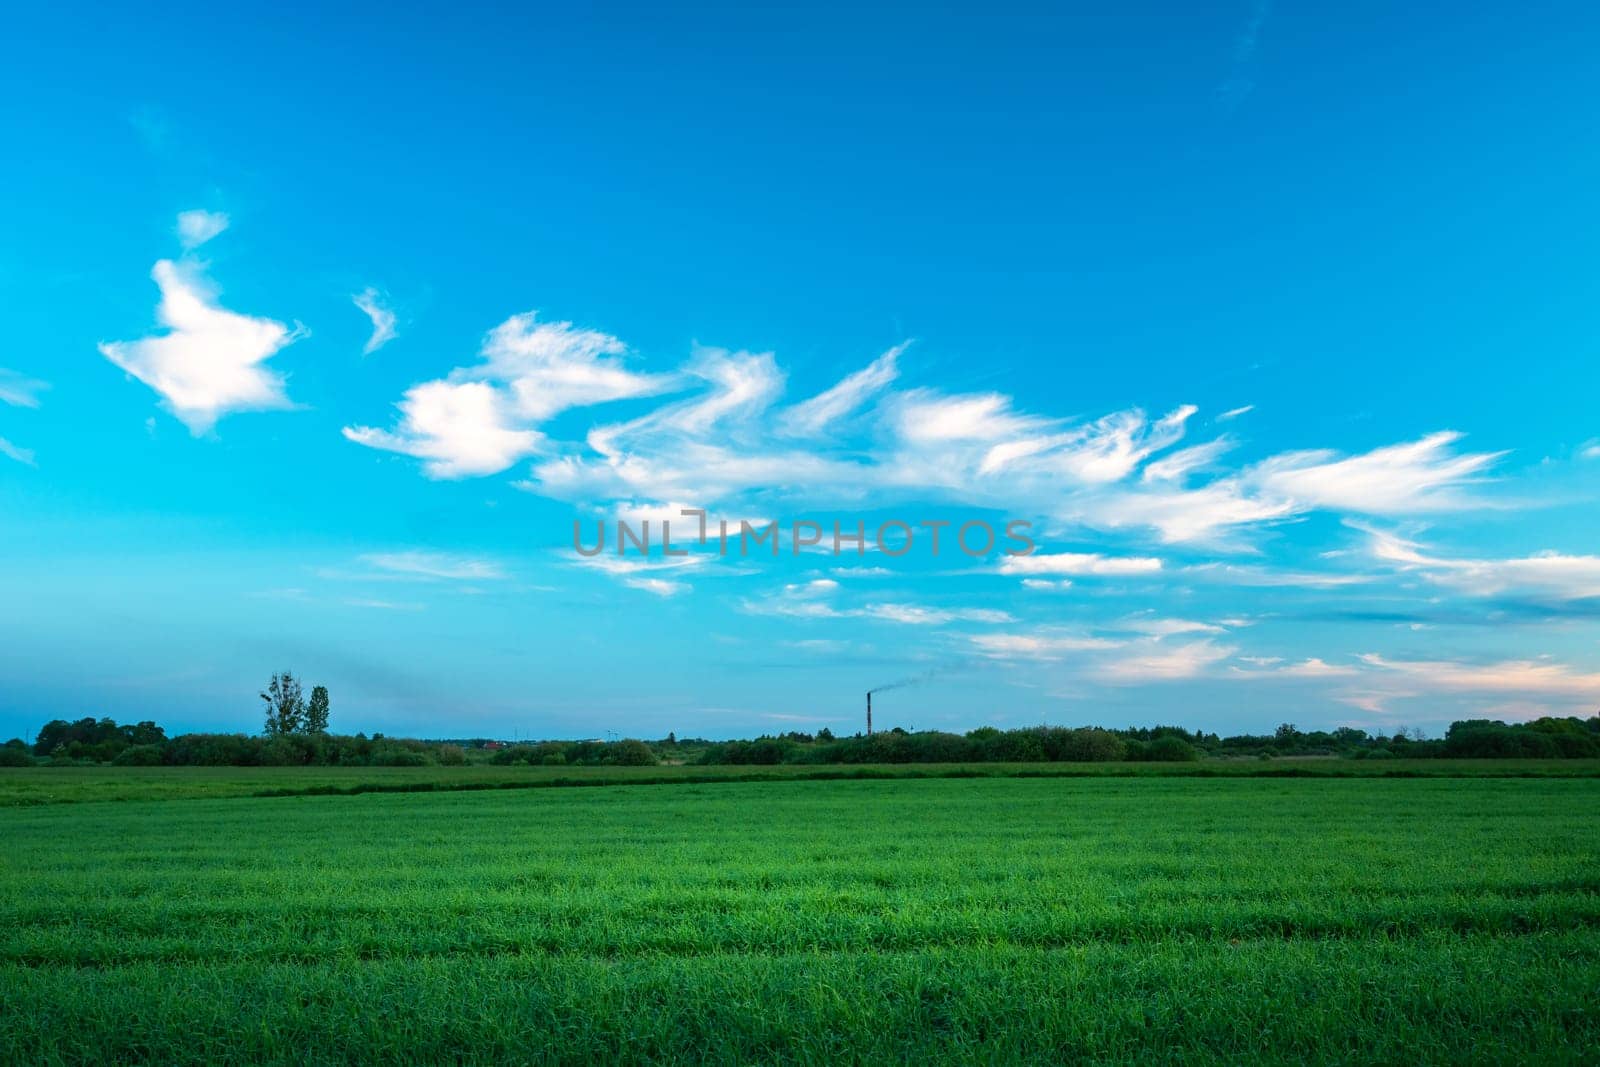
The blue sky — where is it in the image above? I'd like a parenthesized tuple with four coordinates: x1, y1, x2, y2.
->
(4, 1, 1600, 741)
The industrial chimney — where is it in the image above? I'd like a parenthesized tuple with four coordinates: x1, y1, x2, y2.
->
(866, 691, 873, 736)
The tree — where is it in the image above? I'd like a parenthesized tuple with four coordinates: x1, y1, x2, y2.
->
(610, 739, 658, 766)
(305, 686, 330, 734)
(261, 672, 305, 735)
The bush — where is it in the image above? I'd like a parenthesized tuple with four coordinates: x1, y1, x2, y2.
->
(437, 744, 467, 766)
(720, 738, 792, 765)
(370, 741, 433, 767)
(1139, 737, 1200, 762)
(112, 744, 164, 766)
(0, 746, 34, 767)
(610, 739, 658, 766)
(1045, 727, 1127, 763)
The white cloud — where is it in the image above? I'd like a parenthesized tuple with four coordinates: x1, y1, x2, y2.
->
(1232, 657, 1359, 679)
(0, 369, 46, 466)
(353, 288, 398, 354)
(1081, 433, 1503, 544)
(780, 343, 905, 436)
(360, 551, 506, 581)
(896, 390, 1044, 446)
(1580, 439, 1600, 460)
(1001, 552, 1163, 577)
(1082, 481, 1298, 544)
(970, 631, 1124, 659)
(100, 257, 301, 434)
(343, 598, 425, 611)
(0, 369, 48, 408)
(574, 554, 708, 577)
(345, 379, 542, 478)
(1096, 639, 1236, 682)
(1141, 438, 1234, 483)
(368, 312, 1514, 552)
(867, 603, 1013, 625)
(624, 577, 689, 597)
(571, 551, 710, 597)
(0, 436, 35, 466)
(488, 314, 674, 423)
(1358, 523, 1600, 601)
(977, 405, 1195, 482)
(1228, 649, 1600, 712)
(1217, 405, 1254, 421)
(1250, 432, 1501, 515)
(1116, 616, 1225, 638)
(971, 627, 1232, 678)
(1181, 563, 1372, 588)
(176, 209, 229, 250)
(345, 312, 671, 478)
(743, 578, 1011, 625)
(1360, 653, 1600, 698)
(1021, 578, 1073, 592)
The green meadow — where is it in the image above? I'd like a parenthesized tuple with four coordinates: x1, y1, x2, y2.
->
(3, 772, 1598, 1063)
(3, 757, 1598, 807)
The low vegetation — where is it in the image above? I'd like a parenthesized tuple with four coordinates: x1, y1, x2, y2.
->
(2, 776, 1596, 1063)
(11, 705, 1599, 771)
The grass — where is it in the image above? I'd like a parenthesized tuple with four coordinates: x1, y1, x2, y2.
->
(2, 774, 1598, 1063)
(3, 757, 1599, 806)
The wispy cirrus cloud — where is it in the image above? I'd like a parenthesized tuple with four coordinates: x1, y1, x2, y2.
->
(1232, 649, 1600, 716)
(353, 287, 398, 354)
(0, 369, 48, 409)
(0, 437, 35, 466)
(969, 631, 1124, 659)
(1001, 551, 1164, 578)
(101, 216, 302, 433)
(742, 577, 1012, 625)
(779, 343, 904, 436)
(1359, 652, 1600, 704)
(361, 310, 1515, 554)
(1096, 638, 1237, 682)
(0, 368, 47, 466)
(1250, 433, 1503, 515)
(360, 551, 506, 581)
(344, 312, 673, 478)
(1357, 522, 1600, 601)
(176, 209, 229, 250)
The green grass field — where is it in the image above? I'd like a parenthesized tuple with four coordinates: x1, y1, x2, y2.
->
(3, 773, 1598, 1063)
(4, 757, 1599, 806)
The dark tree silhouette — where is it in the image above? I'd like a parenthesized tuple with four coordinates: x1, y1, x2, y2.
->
(260, 672, 305, 735)
(305, 686, 330, 734)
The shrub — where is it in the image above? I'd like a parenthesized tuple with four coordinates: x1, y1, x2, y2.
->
(610, 739, 658, 766)
(0, 746, 34, 767)
(437, 744, 467, 766)
(370, 741, 433, 767)
(1043, 727, 1126, 763)
(112, 744, 164, 766)
(1140, 737, 1200, 762)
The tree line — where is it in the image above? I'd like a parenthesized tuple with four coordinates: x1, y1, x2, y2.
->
(686, 715, 1600, 765)
(4, 701, 1598, 769)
